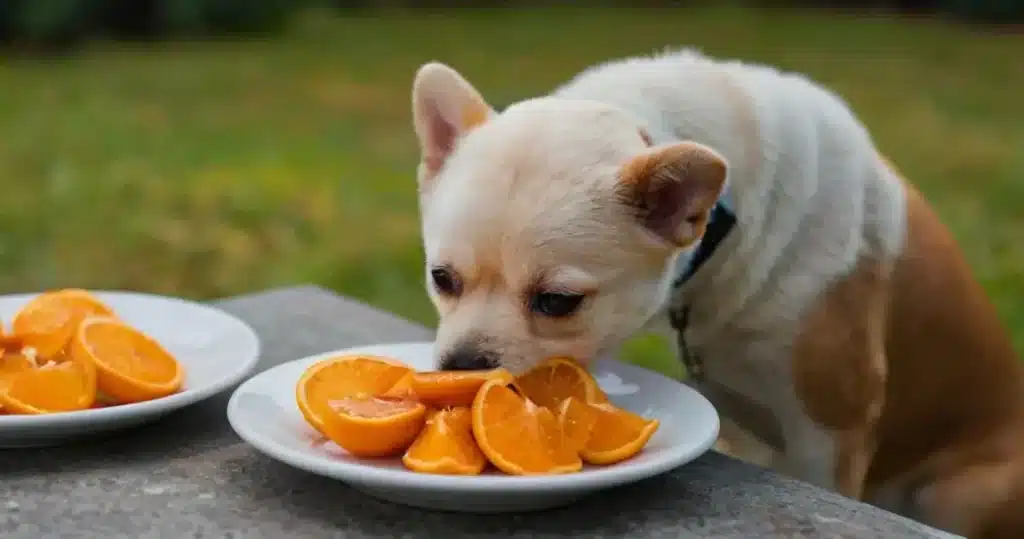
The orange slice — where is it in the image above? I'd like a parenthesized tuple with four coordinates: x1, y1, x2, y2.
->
(556, 396, 599, 453)
(71, 317, 183, 404)
(296, 354, 414, 435)
(515, 357, 608, 410)
(579, 401, 660, 465)
(402, 407, 486, 475)
(12, 289, 115, 358)
(471, 379, 582, 475)
(410, 368, 514, 407)
(320, 395, 426, 458)
(0, 353, 96, 414)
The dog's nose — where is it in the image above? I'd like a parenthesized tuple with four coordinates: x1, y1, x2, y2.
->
(439, 343, 499, 371)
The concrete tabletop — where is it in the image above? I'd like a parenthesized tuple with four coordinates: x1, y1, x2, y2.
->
(0, 285, 958, 538)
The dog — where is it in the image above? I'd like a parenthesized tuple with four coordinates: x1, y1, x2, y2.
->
(408, 49, 1024, 538)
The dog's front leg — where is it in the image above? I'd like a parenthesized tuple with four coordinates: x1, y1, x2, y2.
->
(782, 258, 890, 499)
(772, 405, 880, 499)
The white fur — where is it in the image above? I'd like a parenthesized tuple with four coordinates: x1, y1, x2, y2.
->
(411, 49, 907, 491)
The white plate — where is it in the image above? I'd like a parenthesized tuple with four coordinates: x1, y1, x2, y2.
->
(227, 341, 719, 513)
(0, 290, 260, 448)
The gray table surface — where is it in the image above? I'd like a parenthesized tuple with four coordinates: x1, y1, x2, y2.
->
(0, 285, 959, 538)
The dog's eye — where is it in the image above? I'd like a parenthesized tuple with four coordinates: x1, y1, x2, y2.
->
(530, 292, 585, 318)
(430, 267, 462, 296)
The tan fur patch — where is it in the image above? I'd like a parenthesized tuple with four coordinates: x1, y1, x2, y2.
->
(791, 256, 889, 498)
(792, 258, 888, 431)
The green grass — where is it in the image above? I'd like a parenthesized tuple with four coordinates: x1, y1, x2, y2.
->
(0, 7, 1021, 377)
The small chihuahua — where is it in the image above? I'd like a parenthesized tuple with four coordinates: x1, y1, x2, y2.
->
(409, 50, 1024, 538)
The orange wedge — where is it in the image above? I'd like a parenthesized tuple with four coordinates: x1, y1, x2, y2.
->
(0, 353, 96, 414)
(71, 317, 183, 404)
(296, 354, 414, 436)
(321, 395, 426, 458)
(556, 396, 600, 453)
(12, 289, 115, 358)
(402, 407, 487, 475)
(579, 401, 660, 465)
(410, 368, 514, 407)
(471, 379, 582, 475)
(515, 357, 608, 410)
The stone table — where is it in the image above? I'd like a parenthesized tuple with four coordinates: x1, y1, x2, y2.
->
(0, 286, 959, 538)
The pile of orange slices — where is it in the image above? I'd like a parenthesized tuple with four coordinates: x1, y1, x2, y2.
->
(0, 289, 185, 415)
(295, 355, 660, 476)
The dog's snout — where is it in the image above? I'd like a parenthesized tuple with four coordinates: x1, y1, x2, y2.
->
(439, 343, 499, 371)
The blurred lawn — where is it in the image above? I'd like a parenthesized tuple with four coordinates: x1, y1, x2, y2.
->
(0, 7, 1021, 377)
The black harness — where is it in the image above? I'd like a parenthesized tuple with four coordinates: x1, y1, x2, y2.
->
(668, 201, 737, 380)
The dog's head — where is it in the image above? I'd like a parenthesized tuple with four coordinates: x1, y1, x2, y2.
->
(411, 62, 727, 374)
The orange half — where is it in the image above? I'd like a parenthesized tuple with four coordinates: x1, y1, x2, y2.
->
(72, 317, 183, 404)
(296, 354, 413, 435)
(321, 395, 426, 458)
(12, 289, 115, 358)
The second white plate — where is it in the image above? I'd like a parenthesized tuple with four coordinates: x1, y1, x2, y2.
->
(0, 290, 261, 448)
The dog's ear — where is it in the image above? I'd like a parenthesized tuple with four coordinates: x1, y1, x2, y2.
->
(412, 62, 495, 189)
(618, 141, 728, 247)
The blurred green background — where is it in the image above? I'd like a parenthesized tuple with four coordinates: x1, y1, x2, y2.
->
(0, 2, 1021, 377)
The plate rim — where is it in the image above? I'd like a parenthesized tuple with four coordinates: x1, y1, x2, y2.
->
(227, 340, 719, 493)
(0, 289, 262, 430)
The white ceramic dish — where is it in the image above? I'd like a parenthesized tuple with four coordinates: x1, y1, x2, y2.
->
(0, 290, 261, 448)
(227, 341, 719, 513)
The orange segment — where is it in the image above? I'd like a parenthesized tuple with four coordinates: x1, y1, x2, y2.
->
(515, 357, 608, 410)
(535, 404, 584, 470)
(320, 395, 426, 458)
(71, 317, 183, 404)
(0, 354, 96, 414)
(12, 289, 115, 358)
(579, 401, 660, 465)
(402, 407, 486, 475)
(556, 396, 599, 453)
(296, 354, 414, 435)
(471, 379, 582, 475)
(410, 368, 513, 407)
